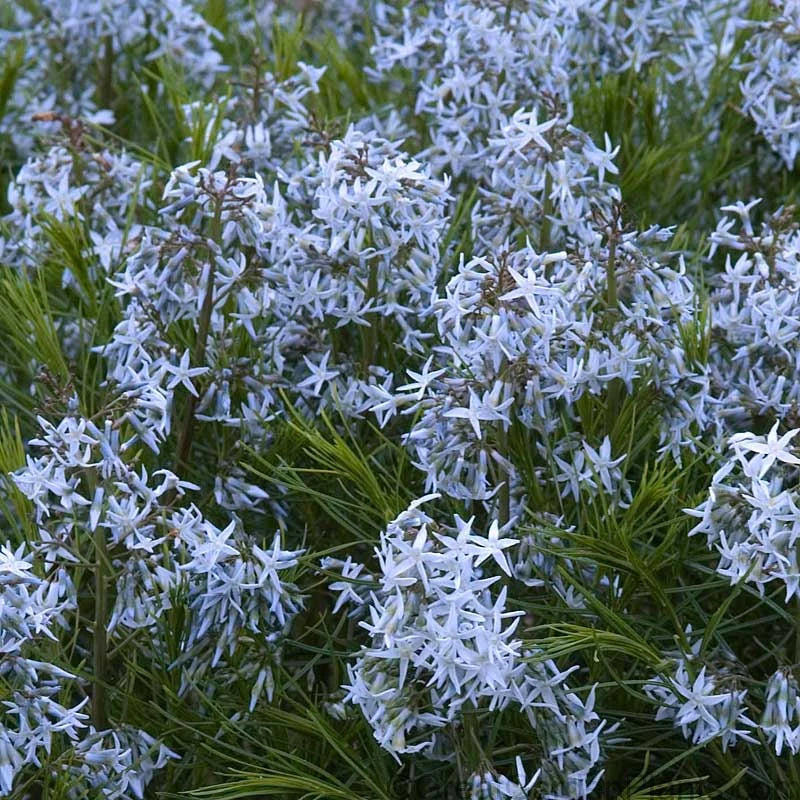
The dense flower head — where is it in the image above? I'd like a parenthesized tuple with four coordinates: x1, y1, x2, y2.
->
(0, 0, 224, 160)
(644, 647, 756, 751)
(13, 409, 304, 679)
(761, 667, 800, 756)
(740, 1, 800, 168)
(368, 0, 749, 181)
(362, 212, 701, 504)
(2, 406, 303, 795)
(330, 496, 611, 798)
(705, 200, 800, 433)
(3, 137, 152, 277)
(687, 420, 800, 601)
(0, 542, 84, 793)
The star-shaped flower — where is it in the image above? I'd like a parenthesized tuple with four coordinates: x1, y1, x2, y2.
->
(732, 422, 800, 477)
(165, 350, 208, 397)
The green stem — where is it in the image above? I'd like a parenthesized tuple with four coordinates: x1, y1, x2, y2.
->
(99, 35, 114, 110)
(606, 233, 618, 311)
(497, 423, 510, 527)
(361, 261, 379, 375)
(795, 595, 800, 666)
(503, 0, 513, 27)
(540, 170, 553, 256)
(174, 201, 222, 475)
(709, 741, 748, 799)
(604, 227, 622, 426)
(606, 378, 623, 436)
(93, 521, 108, 730)
(174, 263, 216, 473)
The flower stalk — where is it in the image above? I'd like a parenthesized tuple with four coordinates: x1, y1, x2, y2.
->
(174, 196, 223, 475)
(93, 517, 108, 731)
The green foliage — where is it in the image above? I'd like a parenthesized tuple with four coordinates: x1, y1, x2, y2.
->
(243, 402, 416, 539)
(0, 270, 70, 385)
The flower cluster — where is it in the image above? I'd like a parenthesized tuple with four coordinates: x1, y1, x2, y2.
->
(740, 1, 800, 168)
(369, 0, 748, 179)
(0, 542, 83, 793)
(2, 129, 152, 276)
(68, 727, 179, 800)
(644, 645, 755, 751)
(687, 421, 800, 600)
(0, 0, 223, 156)
(4, 407, 304, 795)
(705, 199, 800, 433)
(364, 216, 699, 504)
(0, 536, 180, 797)
(331, 496, 611, 799)
(643, 639, 800, 759)
(467, 757, 540, 800)
(761, 668, 800, 756)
